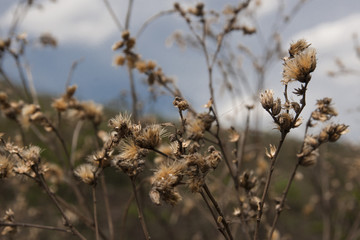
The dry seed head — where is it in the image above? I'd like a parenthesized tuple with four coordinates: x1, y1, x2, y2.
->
(265, 144, 276, 159)
(299, 149, 319, 167)
(293, 117, 303, 128)
(186, 118, 205, 141)
(173, 96, 189, 111)
(108, 112, 132, 137)
(126, 37, 136, 49)
(282, 48, 316, 84)
(146, 60, 157, 70)
(121, 30, 130, 40)
(135, 124, 166, 149)
(74, 163, 96, 185)
(52, 98, 68, 112)
(205, 146, 222, 169)
(228, 127, 240, 142)
(21, 145, 41, 165)
(65, 85, 77, 99)
(0, 155, 13, 179)
(112, 41, 124, 51)
(271, 98, 282, 116)
(239, 171, 257, 191)
(81, 101, 103, 125)
(304, 135, 319, 148)
(135, 60, 148, 73)
(289, 39, 311, 57)
(13, 162, 31, 174)
(326, 124, 349, 142)
(118, 140, 145, 161)
(113, 55, 125, 66)
(277, 112, 292, 131)
(260, 89, 274, 110)
(39, 33, 57, 47)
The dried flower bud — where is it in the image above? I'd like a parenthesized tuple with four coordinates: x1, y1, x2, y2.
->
(271, 98, 282, 116)
(112, 41, 124, 51)
(39, 33, 57, 47)
(260, 89, 274, 110)
(173, 96, 189, 111)
(291, 102, 301, 114)
(299, 149, 319, 167)
(66, 85, 77, 98)
(239, 171, 257, 191)
(113, 55, 125, 66)
(121, 30, 130, 40)
(277, 113, 292, 132)
(289, 39, 311, 57)
(228, 127, 240, 142)
(265, 144, 276, 159)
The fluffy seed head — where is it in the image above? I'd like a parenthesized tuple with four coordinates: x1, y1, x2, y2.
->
(74, 164, 96, 185)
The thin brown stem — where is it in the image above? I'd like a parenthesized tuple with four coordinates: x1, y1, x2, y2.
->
(203, 183, 234, 240)
(13, 54, 31, 101)
(127, 66, 138, 122)
(35, 168, 86, 240)
(130, 178, 151, 240)
(101, 0, 124, 31)
(136, 9, 175, 39)
(199, 189, 229, 240)
(236, 107, 251, 187)
(254, 133, 287, 240)
(100, 175, 114, 240)
(120, 191, 135, 240)
(125, 0, 134, 30)
(93, 186, 100, 240)
(268, 161, 300, 239)
(65, 58, 84, 88)
(0, 222, 71, 233)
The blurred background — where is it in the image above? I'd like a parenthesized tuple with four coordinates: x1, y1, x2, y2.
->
(1, 0, 360, 142)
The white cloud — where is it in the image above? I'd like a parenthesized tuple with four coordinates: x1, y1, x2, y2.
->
(0, 0, 122, 46)
(290, 13, 360, 52)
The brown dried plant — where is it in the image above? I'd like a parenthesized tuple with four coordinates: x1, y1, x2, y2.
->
(0, 1, 354, 240)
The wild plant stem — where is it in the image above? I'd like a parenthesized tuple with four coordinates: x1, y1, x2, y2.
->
(254, 133, 287, 240)
(13, 55, 31, 101)
(93, 186, 100, 240)
(268, 161, 300, 239)
(235, 107, 251, 187)
(203, 183, 234, 240)
(0, 222, 71, 233)
(101, 175, 114, 240)
(101, 0, 124, 31)
(199, 189, 229, 240)
(35, 168, 86, 240)
(130, 178, 151, 240)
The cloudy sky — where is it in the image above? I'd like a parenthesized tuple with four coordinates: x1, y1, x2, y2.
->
(1, 0, 360, 143)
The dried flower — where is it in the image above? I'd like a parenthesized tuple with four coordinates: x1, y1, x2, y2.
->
(150, 162, 184, 205)
(113, 55, 126, 66)
(0, 155, 13, 178)
(108, 113, 133, 138)
(228, 127, 240, 142)
(173, 96, 189, 111)
(299, 149, 319, 167)
(74, 164, 96, 185)
(113, 140, 147, 177)
(265, 144, 277, 159)
(135, 124, 166, 149)
(260, 89, 274, 110)
(282, 48, 316, 84)
(288, 39, 311, 57)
